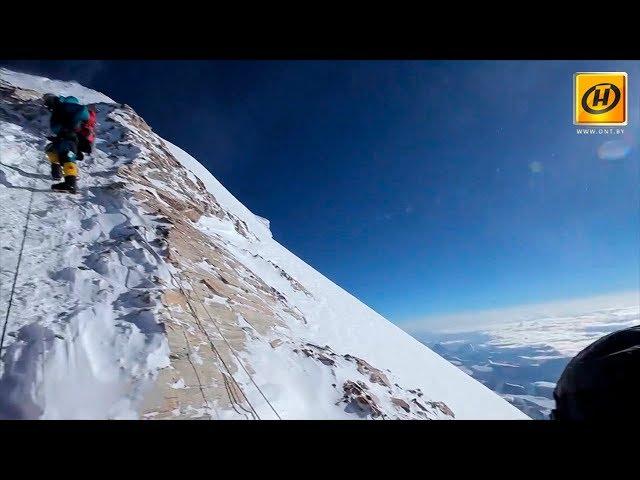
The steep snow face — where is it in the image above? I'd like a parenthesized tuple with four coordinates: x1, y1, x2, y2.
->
(165, 142, 528, 420)
(0, 68, 528, 419)
(0, 76, 168, 419)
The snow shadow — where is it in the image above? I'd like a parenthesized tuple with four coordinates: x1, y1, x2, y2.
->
(0, 170, 50, 192)
(0, 323, 56, 419)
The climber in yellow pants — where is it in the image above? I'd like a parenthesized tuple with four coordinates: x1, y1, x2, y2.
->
(44, 94, 91, 194)
(45, 133, 79, 194)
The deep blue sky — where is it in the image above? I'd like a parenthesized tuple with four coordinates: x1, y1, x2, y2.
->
(2, 60, 638, 324)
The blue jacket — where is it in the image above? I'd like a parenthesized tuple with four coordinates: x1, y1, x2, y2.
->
(50, 96, 90, 135)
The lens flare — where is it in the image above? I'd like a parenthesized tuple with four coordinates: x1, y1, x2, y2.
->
(597, 139, 633, 161)
(528, 161, 543, 173)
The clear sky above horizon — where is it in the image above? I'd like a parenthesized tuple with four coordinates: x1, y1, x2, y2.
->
(3, 60, 638, 327)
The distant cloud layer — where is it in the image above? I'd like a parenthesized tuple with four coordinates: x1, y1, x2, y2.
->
(403, 290, 639, 333)
(412, 304, 639, 419)
(473, 305, 639, 357)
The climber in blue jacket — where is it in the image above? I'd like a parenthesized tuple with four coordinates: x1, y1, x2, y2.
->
(43, 94, 91, 194)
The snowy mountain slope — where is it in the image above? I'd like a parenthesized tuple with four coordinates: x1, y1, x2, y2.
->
(0, 78, 168, 418)
(0, 68, 528, 419)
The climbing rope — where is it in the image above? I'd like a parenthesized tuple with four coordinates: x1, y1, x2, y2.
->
(171, 271, 259, 420)
(0, 191, 34, 355)
(170, 228, 283, 420)
(129, 222, 268, 419)
(118, 151, 283, 419)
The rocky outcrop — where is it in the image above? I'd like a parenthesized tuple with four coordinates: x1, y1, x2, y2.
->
(292, 343, 455, 419)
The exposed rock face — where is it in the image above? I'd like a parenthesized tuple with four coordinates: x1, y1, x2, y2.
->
(108, 106, 308, 419)
(292, 343, 454, 419)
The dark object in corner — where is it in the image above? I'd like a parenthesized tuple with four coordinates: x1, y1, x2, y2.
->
(551, 325, 640, 420)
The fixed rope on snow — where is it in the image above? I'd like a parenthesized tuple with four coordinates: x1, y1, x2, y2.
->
(168, 228, 283, 420)
(0, 190, 35, 355)
(130, 222, 271, 419)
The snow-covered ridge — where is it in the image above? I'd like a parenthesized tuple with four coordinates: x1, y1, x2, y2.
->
(163, 141, 273, 241)
(0, 68, 114, 105)
(0, 68, 528, 419)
